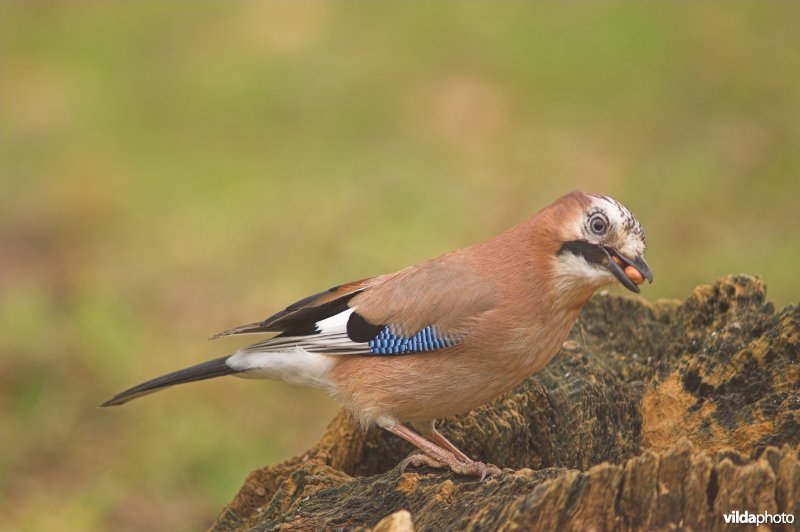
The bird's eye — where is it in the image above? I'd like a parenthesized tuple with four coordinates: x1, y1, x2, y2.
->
(589, 214, 608, 235)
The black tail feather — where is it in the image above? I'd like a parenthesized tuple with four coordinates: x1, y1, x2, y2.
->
(100, 356, 236, 407)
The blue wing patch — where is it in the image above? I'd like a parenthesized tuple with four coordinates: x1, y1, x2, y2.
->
(240, 310, 463, 357)
(368, 325, 460, 355)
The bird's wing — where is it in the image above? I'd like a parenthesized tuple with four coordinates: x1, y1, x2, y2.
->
(210, 277, 375, 339)
(224, 256, 498, 356)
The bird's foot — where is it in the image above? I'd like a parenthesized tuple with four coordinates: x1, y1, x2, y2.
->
(399, 453, 444, 474)
(399, 452, 501, 481)
(452, 460, 502, 481)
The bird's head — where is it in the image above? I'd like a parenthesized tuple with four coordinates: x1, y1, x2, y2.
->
(551, 191, 652, 294)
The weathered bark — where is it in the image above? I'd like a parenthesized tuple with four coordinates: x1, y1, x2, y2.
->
(212, 275, 800, 531)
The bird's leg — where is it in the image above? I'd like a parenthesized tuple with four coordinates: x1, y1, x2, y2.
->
(415, 420, 473, 464)
(378, 418, 501, 480)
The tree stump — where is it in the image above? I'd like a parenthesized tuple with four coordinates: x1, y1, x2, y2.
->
(212, 275, 800, 531)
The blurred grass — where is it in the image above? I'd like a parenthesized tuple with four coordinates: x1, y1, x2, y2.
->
(1, 2, 799, 530)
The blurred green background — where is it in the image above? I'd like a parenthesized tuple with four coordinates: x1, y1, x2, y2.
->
(2, 2, 799, 530)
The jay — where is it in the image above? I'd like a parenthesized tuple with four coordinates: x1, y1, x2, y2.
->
(102, 191, 652, 478)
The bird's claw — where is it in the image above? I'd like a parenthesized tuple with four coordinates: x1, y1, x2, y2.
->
(400, 453, 444, 474)
(455, 460, 502, 481)
(399, 452, 501, 481)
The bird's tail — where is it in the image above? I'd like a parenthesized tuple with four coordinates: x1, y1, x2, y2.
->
(100, 356, 237, 407)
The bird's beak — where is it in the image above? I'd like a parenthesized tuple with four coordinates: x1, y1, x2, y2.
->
(602, 247, 653, 293)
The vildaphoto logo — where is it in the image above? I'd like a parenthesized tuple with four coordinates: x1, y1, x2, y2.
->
(723, 510, 794, 525)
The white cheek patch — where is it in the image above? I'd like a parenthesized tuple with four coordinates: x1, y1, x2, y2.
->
(553, 252, 615, 292)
